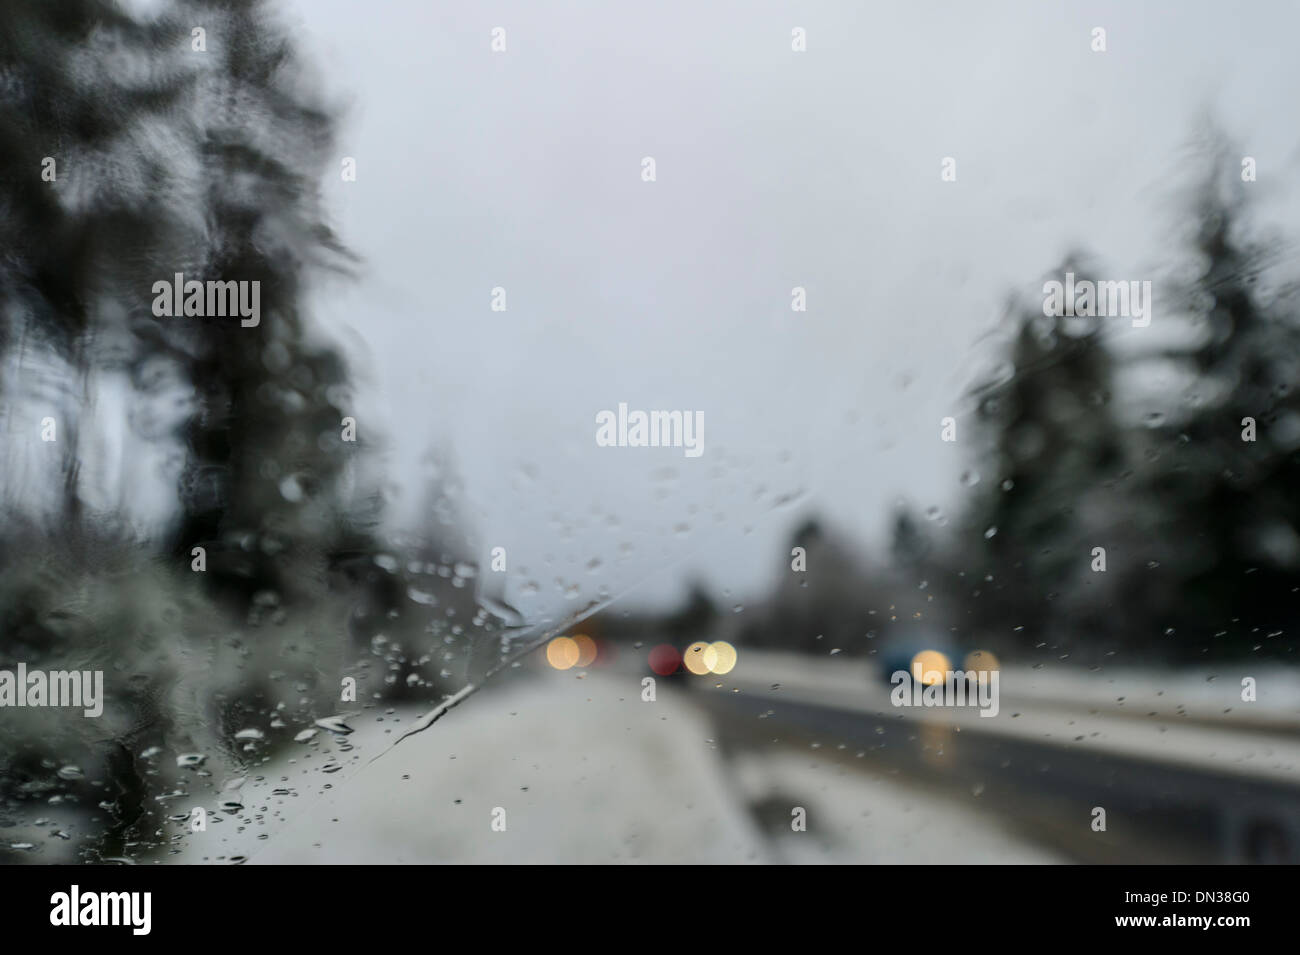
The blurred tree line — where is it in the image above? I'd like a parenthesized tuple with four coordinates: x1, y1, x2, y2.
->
(942, 142, 1299, 665)
(0, 0, 482, 862)
(726, 137, 1297, 668)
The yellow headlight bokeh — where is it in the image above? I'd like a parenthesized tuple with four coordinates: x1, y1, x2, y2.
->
(910, 649, 952, 685)
(546, 636, 580, 670)
(683, 641, 712, 675)
(680, 640, 739, 676)
(573, 634, 598, 668)
(703, 641, 737, 675)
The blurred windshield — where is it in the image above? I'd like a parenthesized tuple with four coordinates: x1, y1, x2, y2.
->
(1, 0, 1298, 867)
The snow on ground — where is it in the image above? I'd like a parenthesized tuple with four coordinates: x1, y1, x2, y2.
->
(724, 750, 1065, 864)
(203, 669, 770, 864)
(730, 651, 1300, 726)
(725, 651, 1300, 785)
(180, 666, 1065, 864)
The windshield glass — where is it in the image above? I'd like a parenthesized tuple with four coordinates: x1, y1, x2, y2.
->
(2, 0, 1298, 869)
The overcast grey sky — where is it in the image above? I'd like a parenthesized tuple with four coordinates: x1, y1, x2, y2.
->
(270, 0, 1300, 617)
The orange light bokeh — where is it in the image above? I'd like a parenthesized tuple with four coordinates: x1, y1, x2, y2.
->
(546, 636, 580, 670)
(910, 649, 952, 685)
(682, 641, 711, 675)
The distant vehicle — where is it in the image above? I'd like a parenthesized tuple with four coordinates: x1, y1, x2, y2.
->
(878, 633, 955, 683)
(875, 637, 999, 686)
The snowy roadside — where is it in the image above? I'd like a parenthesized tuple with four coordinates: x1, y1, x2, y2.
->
(177, 667, 1064, 864)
